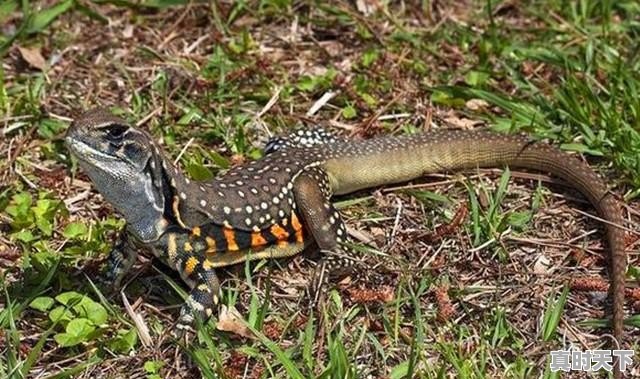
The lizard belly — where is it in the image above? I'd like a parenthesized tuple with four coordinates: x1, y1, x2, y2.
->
(203, 240, 310, 268)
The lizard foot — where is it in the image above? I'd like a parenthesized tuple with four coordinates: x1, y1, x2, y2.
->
(307, 249, 361, 310)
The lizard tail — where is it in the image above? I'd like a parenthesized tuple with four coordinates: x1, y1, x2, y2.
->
(327, 129, 626, 355)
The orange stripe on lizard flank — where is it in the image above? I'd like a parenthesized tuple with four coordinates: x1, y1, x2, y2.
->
(291, 213, 302, 231)
(251, 232, 268, 247)
(205, 236, 216, 252)
(202, 258, 215, 270)
(270, 224, 289, 240)
(184, 256, 199, 276)
(223, 228, 239, 251)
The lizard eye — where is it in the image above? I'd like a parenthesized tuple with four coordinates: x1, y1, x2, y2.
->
(105, 124, 128, 143)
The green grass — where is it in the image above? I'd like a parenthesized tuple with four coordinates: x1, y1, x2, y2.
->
(0, 0, 638, 378)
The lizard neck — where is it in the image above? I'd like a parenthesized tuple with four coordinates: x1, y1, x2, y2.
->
(125, 149, 172, 243)
(159, 157, 214, 228)
(87, 145, 172, 243)
(117, 143, 210, 241)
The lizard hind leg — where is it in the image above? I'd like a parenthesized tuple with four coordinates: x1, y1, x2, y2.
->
(292, 167, 360, 308)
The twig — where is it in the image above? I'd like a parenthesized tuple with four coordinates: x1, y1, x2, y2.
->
(306, 91, 336, 117)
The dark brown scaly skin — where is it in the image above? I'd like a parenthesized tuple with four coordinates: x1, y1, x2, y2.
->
(65, 109, 626, 372)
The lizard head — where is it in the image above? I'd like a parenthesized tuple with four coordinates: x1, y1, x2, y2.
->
(65, 108, 168, 242)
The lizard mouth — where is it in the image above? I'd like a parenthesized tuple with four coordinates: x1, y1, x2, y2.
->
(65, 137, 119, 165)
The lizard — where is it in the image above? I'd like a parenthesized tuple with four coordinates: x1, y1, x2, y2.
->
(65, 108, 627, 367)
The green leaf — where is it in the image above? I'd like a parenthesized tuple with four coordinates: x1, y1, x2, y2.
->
(49, 306, 73, 323)
(35, 217, 53, 236)
(464, 70, 490, 87)
(55, 291, 83, 306)
(360, 93, 377, 107)
(144, 360, 164, 374)
(296, 75, 317, 92)
(65, 318, 95, 338)
(54, 332, 82, 347)
(32, 250, 58, 272)
(29, 296, 54, 312)
(32, 199, 61, 236)
(33, 199, 57, 215)
(360, 49, 379, 67)
(13, 230, 35, 243)
(389, 360, 409, 379)
(54, 317, 98, 348)
(342, 105, 357, 119)
(183, 347, 218, 379)
(6, 192, 32, 219)
(295, 69, 336, 93)
(62, 222, 88, 239)
(27, 0, 75, 34)
(37, 118, 67, 139)
(430, 90, 465, 107)
(75, 298, 108, 326)
(628, 265, 640, 280)
(108, 329, 138, 353)
(506, 211, 532, 229)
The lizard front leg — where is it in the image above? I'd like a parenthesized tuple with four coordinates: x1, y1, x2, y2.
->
(159, 232, 222, 332)
(103, 228, 139, 289)
(292, 167, 359, 306)
(176, 268, 221, 331)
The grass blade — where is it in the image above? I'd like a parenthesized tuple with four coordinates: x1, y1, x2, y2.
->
(541, 285, 569, 341)
(26, 0, 74, 34)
